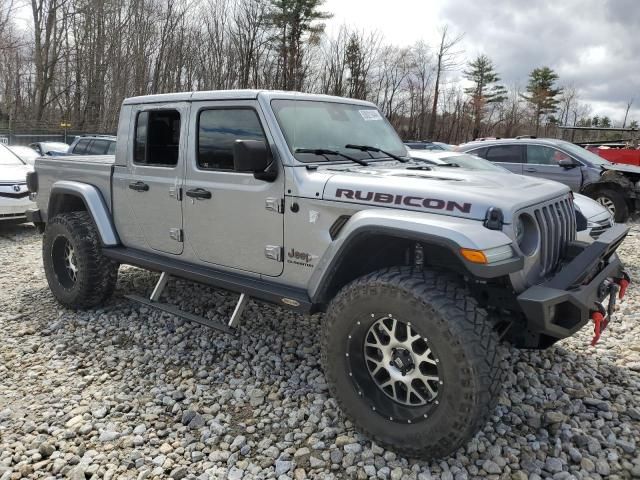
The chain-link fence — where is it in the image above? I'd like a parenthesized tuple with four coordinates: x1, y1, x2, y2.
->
(0, 129, 116, 147)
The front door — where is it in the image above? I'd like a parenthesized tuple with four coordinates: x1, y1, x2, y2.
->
(183, 101, 284, 276)
(116, 104, 188, 255)
(524, 144, 583, 191)
(484, 145, 525, 174)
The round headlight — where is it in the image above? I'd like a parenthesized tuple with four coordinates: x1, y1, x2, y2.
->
(515, 213, 538, 256)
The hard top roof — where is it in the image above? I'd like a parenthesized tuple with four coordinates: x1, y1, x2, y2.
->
(123, 89, 376, 107)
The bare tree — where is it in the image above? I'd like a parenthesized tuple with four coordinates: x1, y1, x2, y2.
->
(426, 25, 463, 138)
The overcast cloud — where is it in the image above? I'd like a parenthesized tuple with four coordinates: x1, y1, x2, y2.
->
(324, 0, 640, 123)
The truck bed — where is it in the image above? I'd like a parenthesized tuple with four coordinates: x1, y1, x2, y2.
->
(35, 155, 115, 217)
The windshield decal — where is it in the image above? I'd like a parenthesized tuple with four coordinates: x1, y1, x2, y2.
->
(335, 188, 471, 213)
(359, 109, 382, 121)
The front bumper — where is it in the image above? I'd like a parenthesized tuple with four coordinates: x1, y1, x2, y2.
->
(0, 196, 35, 222)
(517, 224, 629, 342)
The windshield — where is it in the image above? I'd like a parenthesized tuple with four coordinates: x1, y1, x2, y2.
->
(42, 142, 70, 152)
(559, 141, 611, 166)
(271, 100, 407, 162)
(0, 145, 25, 166)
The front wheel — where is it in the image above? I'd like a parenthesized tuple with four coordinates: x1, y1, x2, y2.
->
(594, 189, 628, 222)
(321, 267, 503, 459)
(43, 211, 119, 309)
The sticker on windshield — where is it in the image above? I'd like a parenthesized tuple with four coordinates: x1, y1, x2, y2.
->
(359, 109, 382, 121)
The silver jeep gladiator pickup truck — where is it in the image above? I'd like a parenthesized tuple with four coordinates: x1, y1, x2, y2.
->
(27, 90, 630, 459)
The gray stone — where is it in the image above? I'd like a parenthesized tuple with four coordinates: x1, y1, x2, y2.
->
(482, 460, 501, 475)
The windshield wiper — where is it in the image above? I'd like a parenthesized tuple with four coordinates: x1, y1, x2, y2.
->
(295, 148, 369, 166)
(345, 144, 409, 163)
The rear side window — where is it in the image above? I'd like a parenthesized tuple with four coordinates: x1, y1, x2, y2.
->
(107, 141, 116, 155)
(73, 139, 91, 154)
(198, 109, 266, 170)
(468, 147, 488, 158)
(526, 145, 571, 165)
(88, 139, 110, 155)
(485, 145, 524, 163)
(134, 110, 181, 166)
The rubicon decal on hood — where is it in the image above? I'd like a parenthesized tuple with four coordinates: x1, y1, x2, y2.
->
(335, 188, 472, 213)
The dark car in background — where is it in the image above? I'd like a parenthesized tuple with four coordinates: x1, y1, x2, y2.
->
(458, 137, 640, 222)
(68, 135, 117, 155)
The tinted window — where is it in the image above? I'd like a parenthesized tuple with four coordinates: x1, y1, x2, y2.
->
(134, 110, 180, 166)
(73, 139, 90, 154)
(526, 145, 571, 165)
(468, 147, 488, 158)
(107, 141, 116, 155)
(198, 109, 266, 170)
(88, 140, 110, 155)
(486, 145, 524, 163)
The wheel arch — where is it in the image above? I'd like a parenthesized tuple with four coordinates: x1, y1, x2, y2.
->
(580, 180, 631, 198)
(47, 181, 120, 246)
(309, 214, 521, 310)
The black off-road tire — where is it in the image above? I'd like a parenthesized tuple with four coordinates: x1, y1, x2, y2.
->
(43, 211, 119, 309)
(321, 267, 503, 459)
(593, 188, 628, 222)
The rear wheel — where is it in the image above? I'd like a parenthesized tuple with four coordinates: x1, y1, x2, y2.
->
(43, 211, 118, 309)
(321, 267, 503, 458)
(594, 189, 628, 222)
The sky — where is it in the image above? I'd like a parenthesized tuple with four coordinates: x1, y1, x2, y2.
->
(323, 0, 640, 124)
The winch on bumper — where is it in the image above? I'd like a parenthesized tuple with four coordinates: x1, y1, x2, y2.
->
(517, 224, 630, 347)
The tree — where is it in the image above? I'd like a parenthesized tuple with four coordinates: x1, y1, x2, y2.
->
(520, 66, 562, 135)
(268, 0, 331, 90)
(463, 54, 506, 139)
(623, 98, 633, 128)
(600, 116, 611, 128)
(426, 25, 463, 139)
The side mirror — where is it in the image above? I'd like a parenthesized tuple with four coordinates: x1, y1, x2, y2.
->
(558, 158, 578, 169)
(233, 140, 269, 172)
(233, 140, 277, 181)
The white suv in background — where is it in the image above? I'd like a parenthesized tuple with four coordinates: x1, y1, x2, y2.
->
(0, 144, 34, 224)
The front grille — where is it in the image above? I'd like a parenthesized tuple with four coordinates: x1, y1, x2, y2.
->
(590, 218, 613, 239)
(532, 195, 576, 276)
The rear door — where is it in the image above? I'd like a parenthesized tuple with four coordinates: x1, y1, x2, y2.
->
(113, 103, 188, 255)
(524, 144, 582, 190)
(483, 145, 525, 174)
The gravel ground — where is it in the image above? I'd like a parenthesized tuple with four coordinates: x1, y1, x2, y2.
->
(1, 223, 639, 480)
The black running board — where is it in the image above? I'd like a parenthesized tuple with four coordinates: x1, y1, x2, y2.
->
(125, 294, 234, 335)
(103, 246, 312, 313)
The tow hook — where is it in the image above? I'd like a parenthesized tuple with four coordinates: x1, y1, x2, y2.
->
(590, 272, 631, 346)
(590, 303, 608, 346)
(616, 271, 631, 299)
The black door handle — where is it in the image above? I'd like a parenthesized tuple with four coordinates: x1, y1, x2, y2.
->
(524, 168, 538, 172)
(186, 188, 212, 199)
(129, 181, 149, 192)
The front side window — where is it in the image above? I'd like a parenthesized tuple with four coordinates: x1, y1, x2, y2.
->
(107, 141, 116, 155)
(526, 145, 571, 165)
(134, 110, 181, 167)
(73, 139, 90, 154)
(485, 145, 524, 163)
(88, 139, 110, 155)
(198, 109, 266, 170)
(271, 100, 407, 162)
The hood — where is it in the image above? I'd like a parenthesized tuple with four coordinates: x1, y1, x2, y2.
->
(322, 165, 570, 223)
(573, 193, 610, 221)
(0, 164, 31, 183)
(601, 163, 640, 175)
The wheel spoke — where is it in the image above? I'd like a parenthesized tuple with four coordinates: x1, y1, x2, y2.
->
(363, 316, 441, 408)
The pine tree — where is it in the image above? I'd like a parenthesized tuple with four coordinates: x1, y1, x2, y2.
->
(463, 54, 506, 139)
(269, 0, 332, 90)
(520, 67, 562, 135)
